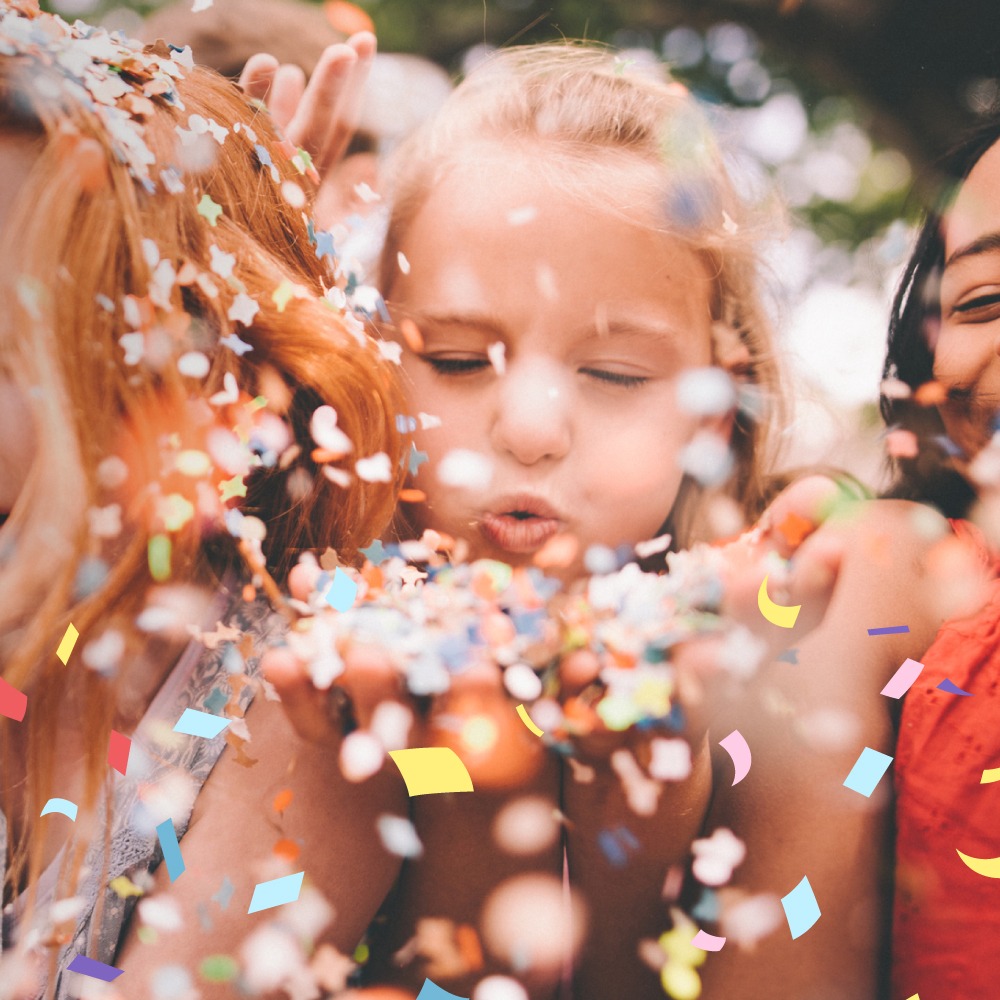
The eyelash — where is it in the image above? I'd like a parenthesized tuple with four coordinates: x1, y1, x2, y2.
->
(953, 292, 1000, 315)
(421, 357, 648, 389)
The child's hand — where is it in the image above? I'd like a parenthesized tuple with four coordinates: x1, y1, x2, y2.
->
(239, 32, 376, 177)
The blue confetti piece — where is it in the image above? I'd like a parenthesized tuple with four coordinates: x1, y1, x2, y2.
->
(156, 818, 186, 882)
(937, 678, 974, 696)
(202, 687, 228, 714)
(325, 567, 358, 612)
(415, 978, 469, 1000)
(597, 829, 629, 868)
(843, 747, 894, 797)
(315, 230, 336, 260)
(360, 539, 387, 565)
(40, 797, 78, 822)
(777, 648, 798, 664)
(409, 445, 429, 475)
(866, 625, 910, 636)
(66, 955, 124, 982)
(212, 875, 235, 910)
(173, 708, 230, 739)
(781, 876, 820, 939)
(253, 143, 273, 168)
(247, 870, 304, 914)
(691, 888, 719, 922)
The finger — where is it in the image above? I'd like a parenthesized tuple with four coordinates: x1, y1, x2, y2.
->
(775, 529, 843, 636)
(285, 42, 358, 159)
(339, 644, 406, 731)
(758, 474, 850, 559)
(317, 31, 377, 168)
(262, 645, 341, 743)
(239, 53, 279, 103)
(268, 63, 307, 133)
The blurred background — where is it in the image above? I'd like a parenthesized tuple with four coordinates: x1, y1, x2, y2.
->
(41, 0, 1000, 487)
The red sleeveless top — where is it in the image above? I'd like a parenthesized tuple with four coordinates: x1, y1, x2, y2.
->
(892, 520, 1000, 1000)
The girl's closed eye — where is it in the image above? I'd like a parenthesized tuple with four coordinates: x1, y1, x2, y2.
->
(420, 354, 492, 375)
(949, 288, 1000, 319)
(580, 367, 648, 389)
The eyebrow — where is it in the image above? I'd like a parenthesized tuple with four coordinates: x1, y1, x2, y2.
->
(396, 310, 509, 339)
(945, 231, 1000, 269)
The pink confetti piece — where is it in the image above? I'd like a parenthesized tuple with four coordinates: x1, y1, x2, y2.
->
(691, 929, 726, 952)
(880, 658, 923, 699)
(718, 729, 752, 785)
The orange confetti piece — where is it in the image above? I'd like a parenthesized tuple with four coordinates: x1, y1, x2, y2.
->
(398, 488, 427, 503)
(534, 532, 579, 569)
(324, 0, 374, 35)
(312, 447, 350, 463)
(272, 788, 294, 814)
(776, 510, 814, 549)
(914, 381, 947, 406)
(455, 923, 484, 972)
(399, 317, 425, 352)
(242, 584, 256, 603)
(273, 838, 300, 863)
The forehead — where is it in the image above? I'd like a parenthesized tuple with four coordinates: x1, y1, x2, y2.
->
(944, 138, 1000, 256)
(397, 143, 714, 326)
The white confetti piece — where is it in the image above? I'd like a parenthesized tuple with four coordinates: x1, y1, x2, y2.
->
(355, 452, 393, 482)
(436, 449, 493, 490)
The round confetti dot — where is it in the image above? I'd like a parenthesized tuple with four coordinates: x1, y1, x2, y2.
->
(492, 796, 560, 856)
(503, 663, 543, 702)
(177, 351, 210, 378)
(340, 730, 385, 782)
(199, 954, 239, 983)
(473, 976, 530, 1000)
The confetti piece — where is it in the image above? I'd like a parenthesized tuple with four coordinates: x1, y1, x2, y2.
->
(40, 798, 78, 822)
(199, 955, 238, 983)
(880, 658, 924, 698)
(904, 995, 920, 1000)
(197, 193, 223, 226)
(56, 623, 79, 664)
(956, 851, 1000, 878)
(212, 876, 234, 909)
(325, 567, 359, 612)
(148, 533, 171, 581)
(843, 747, 893, 797)
(247, 870, 304, 913)
(108, 730, 131, 775)
(173, 708, 230, 738)
(718, 730, 751, 785)
(272, 788, 293, 813)
(109, 875, 144, 899)
(156, 819, 186, 881)
(781, 876, 820, 939)
(982, 767, 1000, 784)
(388, 747, 475, 796)
(65, 955, 124, 982)
(937, 678, 973, 696)
(757, 575, 800, 629)
(415, 978, 468, 1000)
(866, 625, 909, 636)
(515, 703, 544, 737)
(776, 648, 798, 664)
(691, 929, 726, 952)
(0, 677, 27, 721)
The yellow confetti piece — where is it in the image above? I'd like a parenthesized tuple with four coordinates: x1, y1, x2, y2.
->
(981, 767, 1000, 784)
(272, 279, 297, 312)
(219, 475, 247, 501)
(109, 875, 145, 899)
(197, 193, 223, 226)
(388, 747, 474, 796)
(56, 623, 79, 665)
(661, 961, 702, 1000)
(757, 574, 800, 629)
(956, 849, 1000, 878)
(149, 534, 171, 581)
(516, 703, 544, 737)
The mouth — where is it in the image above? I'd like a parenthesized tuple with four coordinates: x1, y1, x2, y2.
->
(478, 495, 566, 555)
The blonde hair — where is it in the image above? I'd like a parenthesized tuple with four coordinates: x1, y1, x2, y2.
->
(0, 5, 404, 900)
(379, 43, 784, 544)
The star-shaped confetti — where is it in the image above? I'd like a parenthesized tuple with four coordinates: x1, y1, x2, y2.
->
(360, 539, 387, 565)
(227, 292, 259, 327)
(272, 279, 297, 312)
(197, 193, 223, 226)
(315, 230, 336, 261)
(219, 332, 253, 356)
(209, 244, 235, 279)
(219, 474, 247, 501)
(409, 445, 429, 475)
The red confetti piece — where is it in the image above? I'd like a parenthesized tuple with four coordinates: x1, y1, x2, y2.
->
(0, 677, 27, 722)
(108, 730, 131, 775)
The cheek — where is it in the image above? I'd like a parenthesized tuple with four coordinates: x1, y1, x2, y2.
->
(933, 327, 992, 387)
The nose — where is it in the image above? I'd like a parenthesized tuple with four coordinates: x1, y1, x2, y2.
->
(490, 356, 572, 466)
